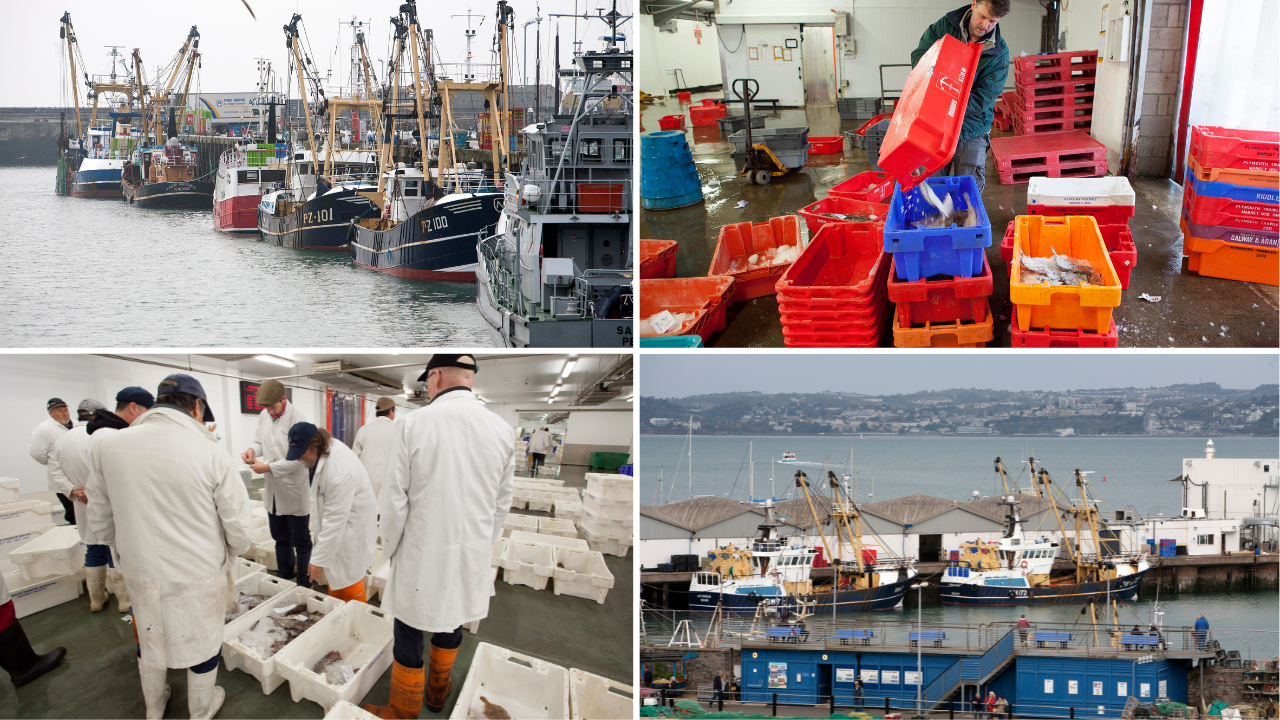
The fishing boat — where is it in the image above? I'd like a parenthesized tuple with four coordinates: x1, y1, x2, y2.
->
(940, 462, 1151, 606)
(213, 141, 288, 231)
(688, 500, 815, 615)
(348, 1, 503, 281)
(475, 3, 633, 346)
(779, 451, 797, 464)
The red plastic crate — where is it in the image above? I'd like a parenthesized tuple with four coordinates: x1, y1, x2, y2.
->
(708, 216, 803, 303)
(1184, 182, 1280, 232)
(797, 196, 890, 235)
(1027, 203, 1135, 225)
(639, 276, 735, 343)
(887, 254, 993, 327)
(877, 34, 982, 192)
(639, 239, 678, 279)
(776, 222, 888, 302)
(689, 104, 727, 126)
(1189, 126, 1280, 173)
(1009, 306, 1118, 347)
(676, 91, 692, 103)
(658, 114, 685, 131)
(1188, 153, 1279, 188)
(808, 136, 845, 154)
(852, 113, 893, 137)
(827, 171, 894, 203)
(991, 131, 1106, 172)
(700, 99, 722, 106)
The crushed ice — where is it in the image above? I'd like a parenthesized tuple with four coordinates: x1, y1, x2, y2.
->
(727, 244, 802, 273)
(640, 312, 697, 336)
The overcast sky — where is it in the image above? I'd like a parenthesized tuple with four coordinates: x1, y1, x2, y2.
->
(640, 353, 1280, 398)
(4, 0, 630, 106)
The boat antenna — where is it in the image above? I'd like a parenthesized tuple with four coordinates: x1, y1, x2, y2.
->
(687, 415, 693, 500)
(749, 440, 754, 503)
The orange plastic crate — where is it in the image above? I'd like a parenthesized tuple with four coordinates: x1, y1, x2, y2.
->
(708, 216, 803, 303)
(1184, 233, 1279, 286)
(1010, 215, 1121, 333)
(639, 276, 735, 342)
(1187, 153, 1279, 190)
(891, 301, 993, 347)
(639, 239, 678, 279)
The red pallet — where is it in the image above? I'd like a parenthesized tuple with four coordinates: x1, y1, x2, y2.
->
(991, 131, 1106, 171)
(1008, 103, 1094, 124)
(1014, 66, 1097, 86)
(1009, 306, 1118, 347)
(998, 160, 1107, 185)
(1189, 126, 1280, 173)
(1014, 116, 1093, 135)
(886, 254, 993, 327)
(1014, 79, 1096, 101)
(1012, 50, 1099, 73)
(1001, 221, 1136, 289)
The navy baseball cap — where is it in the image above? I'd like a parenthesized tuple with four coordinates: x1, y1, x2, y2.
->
(156, 373, 215, 422)
(116, 386, 156, 409)
(47, 398, 68, 411)
(286, 422, 319, 461)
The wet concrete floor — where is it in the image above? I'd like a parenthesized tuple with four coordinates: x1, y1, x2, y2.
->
(640, 92, 1279, 348)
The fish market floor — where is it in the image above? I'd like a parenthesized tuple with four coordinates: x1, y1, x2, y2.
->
(639, 93, 1279, 348)
(0, 465, 632, 718)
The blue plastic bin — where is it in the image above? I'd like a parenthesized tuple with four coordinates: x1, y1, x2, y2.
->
(884, 176, 992, 281)
(619, 465, 634, 477)
(639, 335, 705, 348)
(1185, 175, 1279, 205)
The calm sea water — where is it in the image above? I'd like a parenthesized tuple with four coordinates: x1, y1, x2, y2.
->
(638, 435, 1279, 516)
(1, 166, 488, 346)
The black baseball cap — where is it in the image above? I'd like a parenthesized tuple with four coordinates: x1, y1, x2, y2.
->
(417, 354, 479, 381)
(156, 373, 215, 422)
(46, 398, 68, 411)
(286, 422, 318, 461)
(116, 386, 156, 409)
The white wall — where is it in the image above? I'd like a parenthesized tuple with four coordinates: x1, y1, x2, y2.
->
(566, 409, 634, 447)
(2, 355, 331, 495)
(640, 15, 725, 95)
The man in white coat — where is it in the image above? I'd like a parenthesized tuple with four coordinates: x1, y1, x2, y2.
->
(528, 425, 553, 473)
(363, 355, 514, 719)
(48, 388, 153, 613)
(287, 423, 377, 602)
(87, 374, 253, 720)
(352, 396, 398, 504)
(29, 398, 74, 525)
(241, 379, 312, 586)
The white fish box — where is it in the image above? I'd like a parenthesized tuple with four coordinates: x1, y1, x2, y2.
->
(232, 557, 267, 581)
(0, 500, 56, 537)
(514, 478, 565, 488)
(274, 601, 395, 713)
(243, 526, 273, 560)
(584, 474, 632, 502)
(583, 493, 632, 520)
(252, 506, 269, 531)
(370, 561, 390, 598)
(1027, 176, 1135, 207)
(361, 545, 385, 599)
(222, 586, 343, 695)
(509, 531, 589, 553)
(254, 540, 278, 571)
(554, 499, 584, 524)
(501, 539, 554, 591)
(324, 700, 380, 720)
(227, 572, 294, 625)
(510, 488, 528, 511)
(552, 548, 614, 604)
(526, 492, 554, 513)
(569, 669, 633, 720)
(491, 537, 508, 568)
(0, 478, 20, 505)
(501, 514, 538, 538)
(582, 528, 630, 558)
(537, 517, 579, 539)
(0, 527, 53, 576)
(450, 642, 570, 720)
(11, 526, 85, 582)
(580, 508, 632, 537)
(3, 570, 82, 619)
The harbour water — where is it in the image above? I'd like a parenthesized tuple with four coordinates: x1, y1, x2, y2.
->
(1, 166, 489, 346)
(639, 435, 1279, 517)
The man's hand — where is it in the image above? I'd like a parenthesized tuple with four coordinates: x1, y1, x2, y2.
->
(71, 488, 88, 503)
(251, 462, 271, 475)
(241, 449, 256, 464)
(308, 563, 322, 583)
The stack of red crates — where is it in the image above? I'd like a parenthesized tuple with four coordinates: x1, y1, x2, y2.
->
(887, 255, 995, 348)
(1010, 50, 1097, 136)
(1180, 125, 1279, 286)
(774, 222, 892, 347)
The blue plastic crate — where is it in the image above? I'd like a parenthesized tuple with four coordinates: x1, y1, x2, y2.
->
(1186, 175, 1278, 204)
(619, 464, 634, 477)
(639, 334, 705, 347)
(884, 175, 992, 281)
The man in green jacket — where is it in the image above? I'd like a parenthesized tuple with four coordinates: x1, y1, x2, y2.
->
(911, 0, 1010, 192)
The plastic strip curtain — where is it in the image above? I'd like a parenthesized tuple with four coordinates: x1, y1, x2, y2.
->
(326, 390, 364, 446)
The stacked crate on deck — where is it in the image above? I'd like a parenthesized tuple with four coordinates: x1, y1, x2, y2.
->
(580, 473, 632, 558)
(882, 176, 995, 347)
(1180, 126, 1279, 286)
(1011, 177, 1138, 289)
(1010, 50, 1096, 136)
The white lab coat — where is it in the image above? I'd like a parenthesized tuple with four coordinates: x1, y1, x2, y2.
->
(381, 389, 514, 632)
(310, 439, 377, 591)
(29, 417, 71, 492)
(47, 423, 100, 545)
(528, 428, 552, 455)
(86, 407, 253, 669)
(251, 401, 310, 517)
(352, 416, 396, 503)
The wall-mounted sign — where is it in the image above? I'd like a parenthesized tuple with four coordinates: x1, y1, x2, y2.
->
(861, 669, 878, 683)
(1069, 680, 1079, 694)
(836, 668, 856, 683)
(785, 38, 798, 48)
(768, 663, 787, 689)
(240, 380, 293, 414)
(881, 671, 900, 684)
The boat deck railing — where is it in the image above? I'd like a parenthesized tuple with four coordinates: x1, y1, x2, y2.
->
(505, 170, 631, 216)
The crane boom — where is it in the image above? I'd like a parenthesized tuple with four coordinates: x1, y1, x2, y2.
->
(60, 12, 83, 138)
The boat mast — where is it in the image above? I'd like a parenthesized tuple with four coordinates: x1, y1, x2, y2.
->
(406, 2, 430, 170)
(132, 49, 150, 146)
(496, 0, 513, 174)
(284, 14, 319, 180)
(687, 416, 693, 500)
(176, 45, 200, 116)
(749, 441, 754, 502)
(793, 470, 835, 571)
(355, 27, 378, 100)
(60, 13, 83, 140)
(380, 14, 408, 195)
(155, 27, 200, 142)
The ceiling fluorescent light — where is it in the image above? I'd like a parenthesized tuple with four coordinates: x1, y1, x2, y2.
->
(626, 396, 634, 402)
(256, 354, 295, 368)
(547, 397, 555, 403)
(560, 358, 577, 379)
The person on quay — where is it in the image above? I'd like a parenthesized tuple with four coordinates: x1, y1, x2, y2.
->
(242, 380, 312, 586)
(352, 397, 399, 505)
(283, 423, 377, 603)
(87, 374, 253, 720)
(363, 355, 514, 719)
(527, 425, 552, 474)
(29, 398, 75, 525)
(1017, 614, 1030, 646)
(1194, 614, 1210, 650)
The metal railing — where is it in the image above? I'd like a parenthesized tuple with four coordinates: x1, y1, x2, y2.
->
(506, 171, 631, 216)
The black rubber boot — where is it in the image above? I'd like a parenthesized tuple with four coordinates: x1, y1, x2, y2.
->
(295, 550, 312, 588)
(0, 621, 66, 687)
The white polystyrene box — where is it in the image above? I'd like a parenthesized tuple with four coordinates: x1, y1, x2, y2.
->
(579, 508, 632, 538)
(4, 570, 82, 619)
(11, 526, 85, 582)
(254, 540, 278, 571)
(1026, 176, 1135, 207)
(221, 586, 343, 695)
(0, 500, 56, 537)
(0, 527, 53, 576)
(569, 668, 633, 720)
(450, 642, 570, 720)
(500, 539, 554, 591)
(552, 547, 614, 604)
(274, 601, 395, 713)
(324, 700, 380, 720)
(509, 531, 588, 553)
(0, 478, 20, 505)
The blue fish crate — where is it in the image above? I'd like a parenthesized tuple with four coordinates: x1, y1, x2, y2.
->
(1186, 175, 1279, 204)
(884, 175, 992, 281)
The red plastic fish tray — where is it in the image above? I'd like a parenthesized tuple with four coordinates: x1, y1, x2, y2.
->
(1188, 126, 1279, 173)
(1000, 221, 1136, 289)
(676, 91, 692, 103)
(797, 196, 890, 235)
(1013, 116, 1093, 135)
(658, 114, 685, 131)
(688, 104, 727, 126)
(708, 216, 804, 303)
(999, 161, 1107, 185)
(827, 171, 894, 203)
(886, 254, 992, 326)
(876, 34, 981, 192)
(700, 99, 723, 106)
(1009, 306, 1118, 348)
(853, 113, 894, 137)
(1026, 203, 1135, 225)
(808, 136, 845, 154)
(991, 131, 1106, 172)
(639, 276, 734, 343)
(776, 222, 889, 304)
(639, 239, 678, 279)
(1183, 181, 1280, 232)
